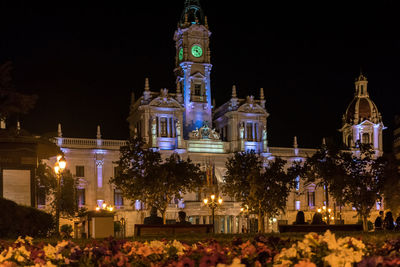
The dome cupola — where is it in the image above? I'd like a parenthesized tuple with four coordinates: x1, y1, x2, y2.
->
(340, 72, 385, 154)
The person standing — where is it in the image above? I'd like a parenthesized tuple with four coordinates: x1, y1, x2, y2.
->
(383, 211, 395, 230)
(374, 211, 384, 231)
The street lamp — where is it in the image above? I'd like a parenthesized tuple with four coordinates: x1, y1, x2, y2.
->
(240, 205, 250, 233)
(203, 194, 223, 233)
(54, 155, 66, 236)
(317, 205, 334, 224)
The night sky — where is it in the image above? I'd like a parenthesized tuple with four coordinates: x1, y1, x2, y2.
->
(1, 1, 399, 151)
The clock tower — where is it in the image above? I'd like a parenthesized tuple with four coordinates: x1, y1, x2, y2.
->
(174, 0, 212, 137)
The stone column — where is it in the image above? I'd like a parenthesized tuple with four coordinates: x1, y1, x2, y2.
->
(224, 216, 228, 234)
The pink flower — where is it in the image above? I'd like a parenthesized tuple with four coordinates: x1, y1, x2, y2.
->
(199, 255, 218, 267)
(177, 257, 195, 267)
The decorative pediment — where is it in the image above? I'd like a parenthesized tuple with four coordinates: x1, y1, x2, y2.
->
(191, 71, 205, 79)
(237, 96, 267, 115)
(149, 89, 182, 109)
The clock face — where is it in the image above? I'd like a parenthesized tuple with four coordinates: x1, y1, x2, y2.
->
(178, 48, 183, 61)
(191, 45, 203, 57)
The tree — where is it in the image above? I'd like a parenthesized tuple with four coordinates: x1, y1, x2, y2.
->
(302, 144, 347, 223)
(381, 153, 400, 215)
(111, 137, 204, 223)
(336, 142, 386, 231)
(0, 61, 37, 121)
(223, 151, 299, 233)
(35, 161, 78, 218)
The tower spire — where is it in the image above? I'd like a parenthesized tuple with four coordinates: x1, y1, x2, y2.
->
(180, 0, 204, 26)
(354, 71, 368, 97)
(231, 85, 237, 98)
(143, 77, 151, 102)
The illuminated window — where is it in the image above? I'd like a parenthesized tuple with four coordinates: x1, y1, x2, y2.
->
(295, 201, 300, 210)
(76, 166, 85, 177)
(295, 176, 300, 191)
(307, 191, 315, 207)
(135, 200, 144, 210)
(114, 189, 124, 206)
(160, 117, 167, 137)
(77, 188, 85, 206)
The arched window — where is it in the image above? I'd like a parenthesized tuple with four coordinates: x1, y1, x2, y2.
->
(362, 133, 370, 144)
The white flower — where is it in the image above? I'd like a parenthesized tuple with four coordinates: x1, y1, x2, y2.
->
(217, 258, 245, 267)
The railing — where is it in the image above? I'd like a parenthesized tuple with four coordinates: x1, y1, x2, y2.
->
(54, 137, 127, 149)
(269, 147, 317, 157)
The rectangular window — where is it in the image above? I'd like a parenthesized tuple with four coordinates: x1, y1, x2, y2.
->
(114, 189, 124, 206)
(295, 176, 300, 191)
(114, 166, 120, 177)
(295, 200, 301, 210)
(194, 84, 201, 96)
(246, 123, 253, 141)
(76, 166, 85, 177)
(76, 188, 85, 206)
(160, 117, 167, 137)
(307, 191, 315, 207)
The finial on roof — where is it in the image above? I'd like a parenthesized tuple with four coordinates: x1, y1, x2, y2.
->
(144, 77, 150, 91)
(17, 121, 20, 133)
(322, 137, 326, 147)
(176, 81, 181, 94)
(97, 125, 101, 139)
(58, 123, 62, 138)
(204, 16, 208, 28)
(260, 88, 264, 100)
(232, 85, 237, 98)
(293, 136, 298, 149)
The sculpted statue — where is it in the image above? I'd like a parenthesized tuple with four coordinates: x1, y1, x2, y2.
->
(211, 128, 220, 140)
(176, 120, 181, 137)
(239, 122, 244, 140)
(262, 125, 267, 141)
(151, 117, 157, 136)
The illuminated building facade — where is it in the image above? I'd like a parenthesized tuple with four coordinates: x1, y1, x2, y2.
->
(30, 0, 385, 235)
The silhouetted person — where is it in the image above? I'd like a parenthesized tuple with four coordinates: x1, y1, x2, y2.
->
(143, 207, 163, 225)
(176, 211, 191, 225)
(311, 212, 325, 225)
(374, 211, 384, 230)
(395, 215, 400, 231)
(293, 211, 307, 224)
(384, 211, 394, 230)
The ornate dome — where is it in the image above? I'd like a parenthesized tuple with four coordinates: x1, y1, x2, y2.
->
(343, 73, 382, 125)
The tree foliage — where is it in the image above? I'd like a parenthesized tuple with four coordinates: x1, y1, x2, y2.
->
(382, 154, 400, 215)
(35, 161, 78, 218)
(0, 61, 37, 119)
(302, 144, 346, 209)
(334, 143, 386, 231)
(223, 151, 299, 233)
(111, 137, 204, 223)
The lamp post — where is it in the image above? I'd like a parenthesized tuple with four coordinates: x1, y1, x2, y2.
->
(317, 205, 334, 224)
(240, 205, 250, 233)
(120, 217, 125, 238)
(54, 155, 66, 236)
(203, 194, 223, 233)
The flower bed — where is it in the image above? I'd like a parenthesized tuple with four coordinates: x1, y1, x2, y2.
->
(1, 231, 400, 266)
